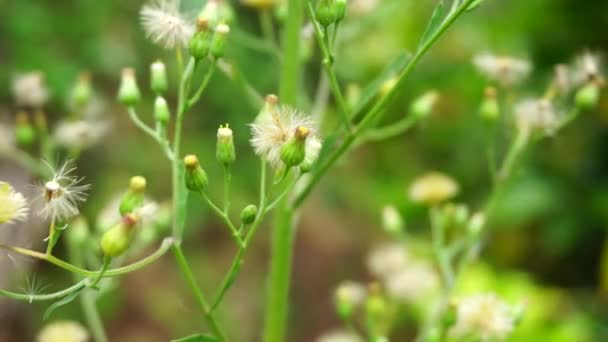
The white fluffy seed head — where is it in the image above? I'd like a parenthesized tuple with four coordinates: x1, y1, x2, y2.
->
(250, 105, 319, 167)
(38, 161, 90, 222)
(53, 120, 109, 150)
(473, 53, 532, 87)
(0, 182, 29, 225)
(366, 243, 409, 278)
(140, 0, 195, 49)
(514, 98, 558, 135)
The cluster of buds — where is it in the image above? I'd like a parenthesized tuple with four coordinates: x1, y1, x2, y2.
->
(189, 18, 231, 61)
(315, 0, 348, 28)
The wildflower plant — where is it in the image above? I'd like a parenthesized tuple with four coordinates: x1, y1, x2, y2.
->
(0, 0, 604, 341)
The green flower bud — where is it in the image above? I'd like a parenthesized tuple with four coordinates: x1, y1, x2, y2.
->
(299, 138, 322, 173)
(150, 60, 168, 94)
(189, 19, 212, 60)
(411, 90, 439, 119)
(240, 204, 258, 225)
(71, 72, 92, 108)
(365, 282, 390, 337)
(198, 0, 220, 28)
(15, 112, 35, 147)
(280, 127, 309, 168)
(119, 176, 147, 216)
(334, 0, 347, 22)
(218, 1, 235, 25)
(216, 125, 235, 165)
(154, 96, 171, 125)
(480, 86, 499, 120)
(210, 24, 230, 59)
(316, 0, 337, 28)
(256, 94, 279, 121)
(100, 214, 138, 258)
(575, 82, 600, 110)
(184, 155, 208, 192)
(335, 281, 366, 322)
(467, 212, 485, 239)
(117, 68, 141, 106)
(381, 205, 404, 235)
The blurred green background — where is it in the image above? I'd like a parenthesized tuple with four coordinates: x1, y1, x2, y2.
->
(1, 0, 608, 341)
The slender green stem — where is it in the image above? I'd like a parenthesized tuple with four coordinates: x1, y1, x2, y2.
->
(308, 4, 352, 130)
(90, 257, 111, 289)
(0, 238, 174, 278)
(127, 107, 174, 159)
(172, 244, 227, 341)
(45, 216, 57, 255)
(260, 9, 277, 50)
(217, 60, 265, 109)
(0, 280, 88, 302)
(294, 0, 477, 207)
(359, 112, 420, 143)
(210, 247, 245, 312)
(223, 165, 231, 214)
(430, 206, 454, 291)
(202, 192, 244, 247)
(188, 63, 217, 107)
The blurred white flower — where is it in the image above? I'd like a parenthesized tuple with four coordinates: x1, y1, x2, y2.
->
(514, 98, 558, 135)
(450, 293, 516, 341)
(250, 106, 320, 167)
(349, 0, 379, 16)
(38, 161, 90, 222)
(37, 320, 89, 342)
(381, 205, 404, 234)
(384, 261, 439, 302)
(473, 53, 531, 87)
(12, 72, 50, 108)
(409, 172, 459, 205)
(317, 330, 364, 342)
(53, 120, 109, 150)
(366, 243, 409, 278)
(140, 0, 194, 49)
(0, 182, 28, 224)
(335, 280, 367, 307)
(572, 51, 603, 86)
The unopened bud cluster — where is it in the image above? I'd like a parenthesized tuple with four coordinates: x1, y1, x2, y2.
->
(316, 0, 348, 28)
(189, 18, 231, 60)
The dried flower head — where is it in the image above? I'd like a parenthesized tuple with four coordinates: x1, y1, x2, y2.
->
(450, 293, 516, 341)
(38, 161, 90, 222)
(473, 53, 532, 87)
(514, 98, 558, 135)
(317, 330, 364, 342)
(12, 72, 50, 108)
(36, 320, 89, 342)
(409, 172, 459, 205)
(140, 0, 195, 49)
(366, 243, 409, 278)
(250, 105, 320, 167)
(0, 182, 28, 224)
(53, 120, 109, 151)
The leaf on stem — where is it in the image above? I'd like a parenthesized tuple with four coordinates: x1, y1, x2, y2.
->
(43, 288, 83, 320)
(350, 53, 411, 122)
(417, 1, 446, 53)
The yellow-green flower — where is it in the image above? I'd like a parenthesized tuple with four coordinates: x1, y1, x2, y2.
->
(0, 181, 28, 224)
(408, 172, 459, 205)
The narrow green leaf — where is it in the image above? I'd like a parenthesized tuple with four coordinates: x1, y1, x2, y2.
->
(417, 1, 446, 52)
(171, 333, 219, 342)
(43, 288, 83, 320)
(350, 53, 411, 122)
(466, 0, 485, 12)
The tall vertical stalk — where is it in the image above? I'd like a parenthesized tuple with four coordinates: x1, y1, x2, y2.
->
(263, 0, 302, 341)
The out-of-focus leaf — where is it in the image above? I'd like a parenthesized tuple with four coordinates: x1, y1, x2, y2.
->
(350, 53, 411, 122)
(171, 333, 219, 342)
(417, 1, 445, 52)
(43, 289, 82, 321)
